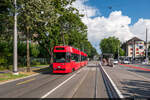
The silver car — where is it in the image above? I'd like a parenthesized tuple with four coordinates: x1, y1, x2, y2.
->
(113, 59, 118, 64)
(123, 60, 130, 64)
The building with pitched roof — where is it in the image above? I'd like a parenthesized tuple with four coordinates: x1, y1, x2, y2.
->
(126, 37, 146, 58)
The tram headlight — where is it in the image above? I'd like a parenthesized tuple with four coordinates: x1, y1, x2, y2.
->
(57, 66, 61, 68)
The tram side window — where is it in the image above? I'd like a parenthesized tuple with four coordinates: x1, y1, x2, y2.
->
(75, 54, 80, 62)
(66, 52, 70, 63)
(85, 56, 87, 61)
(79, 54, 81, 62)
(71, 53, 80, 62)
(78, 54, 81, 62)
(83, 56, 87, 61)
(82, 56, 85, 61)
(75, 54, 78, 62)
(81, 56, 83, 61)
(71, 53, 75, 61)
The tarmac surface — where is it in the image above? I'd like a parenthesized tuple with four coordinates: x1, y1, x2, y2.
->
(0, 61, 109, 98)
(1, 61, 150, 98)
(103, 63, 150, 98)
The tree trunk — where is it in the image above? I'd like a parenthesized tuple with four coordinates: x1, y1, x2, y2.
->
(46, 48, 53, 64)
(26, 27, 30, 72)
(50, 48, 53, 64)
(62, 32, 65, 46)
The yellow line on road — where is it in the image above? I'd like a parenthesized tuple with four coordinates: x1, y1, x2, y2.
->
(16, 78, 35, 85)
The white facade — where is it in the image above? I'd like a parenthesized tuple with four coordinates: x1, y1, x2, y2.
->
(127, 41, 145, 57)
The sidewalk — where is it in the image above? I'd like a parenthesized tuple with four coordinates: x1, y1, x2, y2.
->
(0, 65, 50, 83)
(102, 64, 150, 98)
(0, 65, 49, 74)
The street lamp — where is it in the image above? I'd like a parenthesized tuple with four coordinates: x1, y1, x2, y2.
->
(118, 43, 119, 61)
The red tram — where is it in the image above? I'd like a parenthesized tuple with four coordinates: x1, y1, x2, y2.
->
(53, 46, 88, 73)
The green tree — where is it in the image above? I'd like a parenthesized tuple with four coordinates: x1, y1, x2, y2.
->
(0, 40, 13, 69)
(0, 0, 14, 38)
(119, 48, 125, 56)
(100, 37, 121, 58)
(31, 44, 40, 58)
(0, 0, 98, 69)
(32, 0, 89, 64)
(17, 0, 58, 71)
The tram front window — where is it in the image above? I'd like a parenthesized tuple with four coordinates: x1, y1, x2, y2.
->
(53, 53, 66, 63)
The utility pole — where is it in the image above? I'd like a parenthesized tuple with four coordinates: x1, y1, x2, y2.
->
(13, 0, 18, 75)
(118, 43, 119, 61)
(26, 27, 31, 72)
(146, 28, 149, 64)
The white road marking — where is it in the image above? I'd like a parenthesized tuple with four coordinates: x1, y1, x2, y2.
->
(70, 67, 89, 98)
(99, 62, 124, 98)
(41, 68, 83, 98)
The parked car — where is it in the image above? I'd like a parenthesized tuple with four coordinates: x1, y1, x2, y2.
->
(142, 61, 146, 64)
(123, 60, 130, 64)
(113, 59, 118, 65)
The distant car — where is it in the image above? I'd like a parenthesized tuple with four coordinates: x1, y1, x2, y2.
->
(113, 59, 118, 64)
(142, 62, 146, 64)
(123, 60, 130, 64)
(142, 61, 149, 64)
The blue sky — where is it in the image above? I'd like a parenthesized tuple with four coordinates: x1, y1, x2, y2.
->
(85, 0, 150, 25)
(72, 0, 150, 54)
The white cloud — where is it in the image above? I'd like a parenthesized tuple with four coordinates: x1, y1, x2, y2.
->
(72, 0, 150, 54)
(72, 0, 100, 18)
(130, 19, 150, 41)
(86, 11, 134, 43)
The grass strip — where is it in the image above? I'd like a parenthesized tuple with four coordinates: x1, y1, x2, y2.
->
(0, 66, 50, 83)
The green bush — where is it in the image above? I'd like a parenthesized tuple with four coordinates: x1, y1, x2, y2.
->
(0, 57, 7, 65)
(31, 59, 40, 65)
(31, 44, 40, 57)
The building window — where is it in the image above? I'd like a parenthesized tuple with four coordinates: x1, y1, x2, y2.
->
(139, 46, 143, 49)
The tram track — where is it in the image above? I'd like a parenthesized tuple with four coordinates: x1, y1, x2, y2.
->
(94, 62, 98, 98)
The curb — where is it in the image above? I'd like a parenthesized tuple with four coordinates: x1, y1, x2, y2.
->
(99, 62, 124, 98)
(0, 66, 50, 85)
(0, 73, 40, 85)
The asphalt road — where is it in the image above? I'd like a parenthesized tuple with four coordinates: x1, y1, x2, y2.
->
(0, 61, 108, 98)
(103, 63, 150, 98)
(120, 64, 150, 79)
